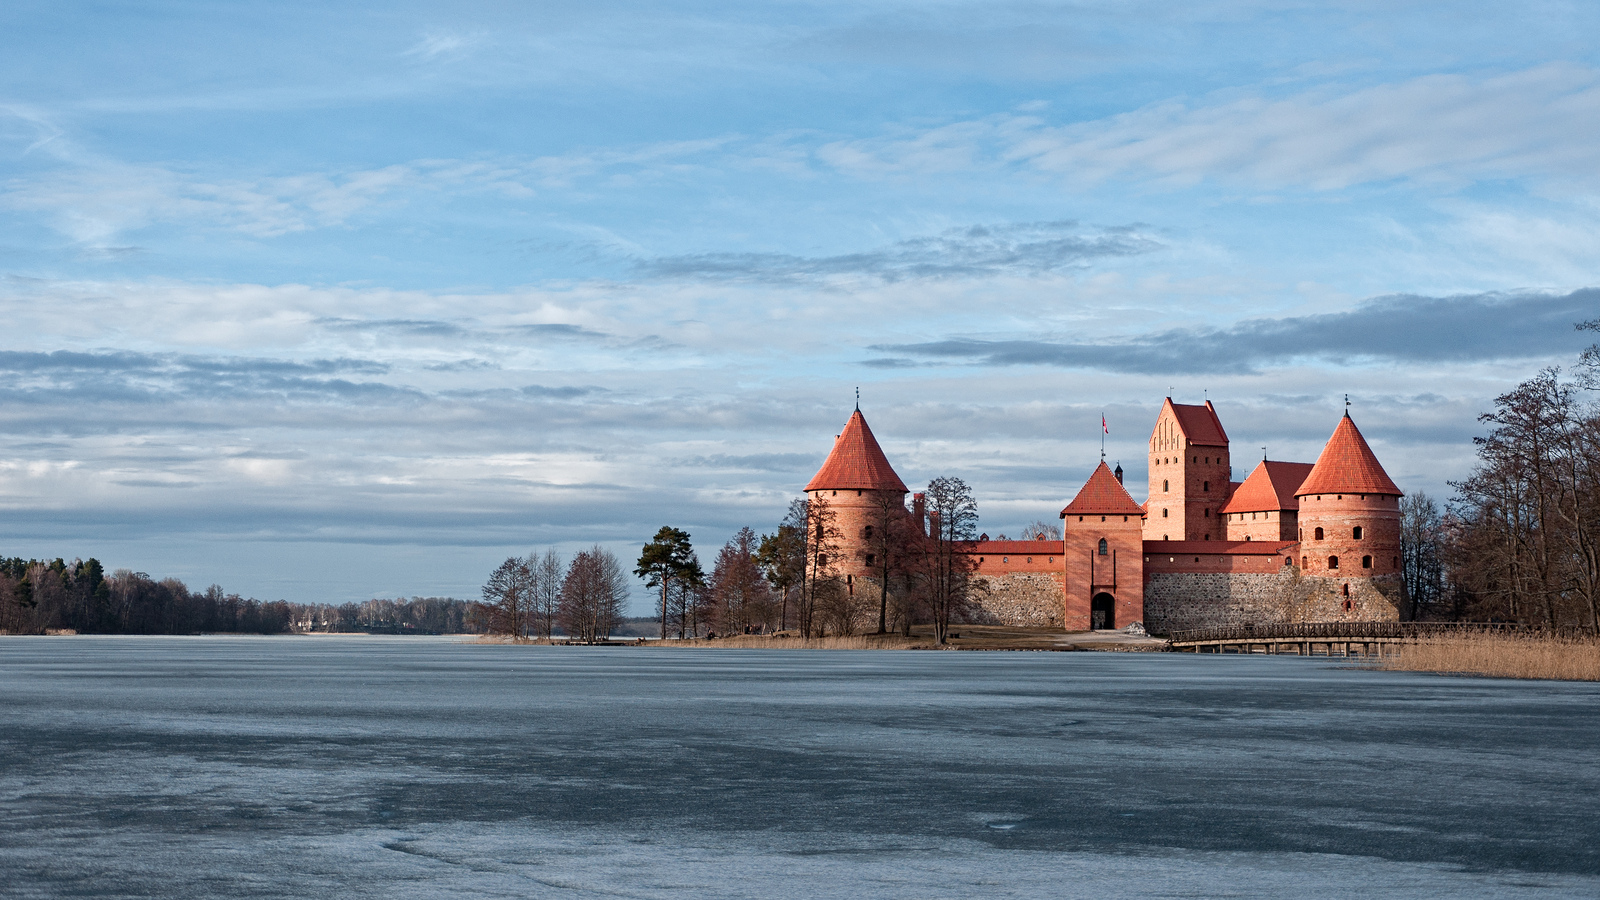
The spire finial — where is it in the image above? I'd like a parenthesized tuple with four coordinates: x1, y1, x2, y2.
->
(1344, 393, 1350, 416)
(855, 386, 860, 411)
(1262, 446, 1267, 461)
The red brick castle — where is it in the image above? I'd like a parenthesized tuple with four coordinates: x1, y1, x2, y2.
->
(805, 398, 1408, 635)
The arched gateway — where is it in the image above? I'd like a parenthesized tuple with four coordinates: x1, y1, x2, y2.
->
(1090, 593, 1116, 630)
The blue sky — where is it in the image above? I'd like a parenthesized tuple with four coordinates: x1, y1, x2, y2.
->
(2, 1, 1597, 609)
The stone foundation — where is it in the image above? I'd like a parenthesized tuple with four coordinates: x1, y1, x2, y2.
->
(966, 574, 1065, 627)
(1143, 570, 1407, 635)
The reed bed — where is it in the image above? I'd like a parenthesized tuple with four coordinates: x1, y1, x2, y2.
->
(659, 633, 921, 650)
(1378, 632, 1600, 681)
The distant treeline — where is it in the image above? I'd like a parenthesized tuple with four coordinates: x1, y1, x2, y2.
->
(290, 597, 486, 634)
(0, 557, 486, 636)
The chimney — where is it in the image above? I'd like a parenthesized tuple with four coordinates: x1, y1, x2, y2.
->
(1114, 462, 1124, 484)
(912, 492, 926, 535)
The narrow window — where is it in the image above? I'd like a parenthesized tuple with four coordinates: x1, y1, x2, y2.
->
(1162, 508, 1169, 518)
(1352, 526, 1363, 540)
(1314, 527, 1324, 540)
(1362, 555, 1372, 569)
(1342, 584, 1349, 596)
(866, 554, 876, 565)
(1203, 481, 1210, 492)
(1163, 479, 1169, 492)
(1343, 598, 1353, 612)
(1245, 536, 1251, 541)
(1328, 555, 1339, 570)
(1204, 508, 1210, 518)
(1098, 538, 1108, 556)
(863, 525, 874, 539)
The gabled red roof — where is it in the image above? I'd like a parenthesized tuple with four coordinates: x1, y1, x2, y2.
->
(804, 409, 909, 493)
(1221, 461, 1316, 514)
(1167, 398, 1229, 446)
(1295, 414, 1402, 497)
(1061, 461, 1145, 516)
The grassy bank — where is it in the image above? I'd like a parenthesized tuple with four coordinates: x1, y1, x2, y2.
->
(1379, 632, 1600, 681)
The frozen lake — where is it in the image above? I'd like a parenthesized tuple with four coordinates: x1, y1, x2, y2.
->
(2, 636, 1597, 898)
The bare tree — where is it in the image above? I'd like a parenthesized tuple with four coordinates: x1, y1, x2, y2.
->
(710, 527, 775, 634)
(912, 476, 979, 644)
(1400, 492, 1444, 620)
(800, 494, 842, 638)
(757, 499, 807, 632)
(528, 548, 563, 641)
(865, 490, 917, 634)
(560, 546, 630, 642)
(481, 556, 532, 640)
(1020, 520, 1062, 540)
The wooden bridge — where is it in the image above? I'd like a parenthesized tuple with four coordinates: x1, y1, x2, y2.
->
(1166, 622, 1527, 656)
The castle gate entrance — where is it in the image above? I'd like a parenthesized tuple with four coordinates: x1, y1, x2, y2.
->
(1090, 593, 1115, 630)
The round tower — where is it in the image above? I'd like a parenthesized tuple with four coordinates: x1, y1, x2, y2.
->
(1293, 412, 1407, 619)
(804, 407, 909, 578)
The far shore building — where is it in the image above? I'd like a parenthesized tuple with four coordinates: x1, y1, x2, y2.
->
(804, 397, 1408, 635)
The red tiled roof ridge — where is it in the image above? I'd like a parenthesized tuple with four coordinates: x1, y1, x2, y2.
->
(1221, 460, 1316, 514)
(1295, 413, 1402, 497)
(1167, 398, 1229, 446)
(1061, 461, 1145, 516)
(804, 409, 909, 493)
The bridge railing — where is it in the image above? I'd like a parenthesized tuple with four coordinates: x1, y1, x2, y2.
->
(1166, 621, 1562, 644)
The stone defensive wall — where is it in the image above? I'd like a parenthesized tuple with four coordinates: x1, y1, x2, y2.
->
(959, 540, 1067, 627)
(1143, 569, 1407, 635)
(967, 573, 1067, 627)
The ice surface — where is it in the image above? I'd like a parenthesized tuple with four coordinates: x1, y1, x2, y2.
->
(2, 636, 1597, 898)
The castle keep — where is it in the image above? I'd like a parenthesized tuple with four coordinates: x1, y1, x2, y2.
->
(805, 398, 1409, 635)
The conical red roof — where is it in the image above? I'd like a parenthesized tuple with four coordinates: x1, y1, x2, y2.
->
(1295, 414, 1402, 497)
(805, 409, 908, 493)
(1061, 461, 1145, 516)
(1221, 460, 1315, 514)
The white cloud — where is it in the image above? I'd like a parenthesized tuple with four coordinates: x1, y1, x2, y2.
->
(820, 64, 1600, 191)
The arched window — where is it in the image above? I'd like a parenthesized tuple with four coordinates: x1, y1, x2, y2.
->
(1353, 526, 1363, 540)
(1314, 527, 1324, 540)
(1162, 508, 1169, 518)
(1163, 479, 1169, 492)
(1328, 555, 1339, 570)
(1098, 538, 1108, 556)
(1362, 555, 1372, 569)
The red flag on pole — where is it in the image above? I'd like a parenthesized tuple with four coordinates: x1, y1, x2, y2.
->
(1102, 415, 1108, 434)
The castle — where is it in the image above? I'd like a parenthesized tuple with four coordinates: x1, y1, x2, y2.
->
(804, 398, 1408, 635)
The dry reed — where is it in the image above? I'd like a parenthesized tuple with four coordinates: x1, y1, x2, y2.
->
(657, 633, 921, 650)
(1378, 632, 1600, 681)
